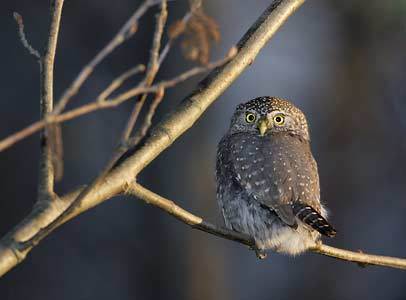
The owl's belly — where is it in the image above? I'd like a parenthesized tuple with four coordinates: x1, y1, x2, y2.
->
(219, 191, 319, 255)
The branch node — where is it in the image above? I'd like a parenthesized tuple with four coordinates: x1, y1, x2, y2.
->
(4, 239, 27, 263)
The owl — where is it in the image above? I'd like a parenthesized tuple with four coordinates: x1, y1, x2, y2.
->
(216, 96, 336, 257)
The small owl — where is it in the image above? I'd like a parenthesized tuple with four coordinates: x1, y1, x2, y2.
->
(216, 96, 336, 257)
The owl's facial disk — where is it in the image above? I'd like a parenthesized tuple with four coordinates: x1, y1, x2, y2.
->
(229, 97, 310, 140)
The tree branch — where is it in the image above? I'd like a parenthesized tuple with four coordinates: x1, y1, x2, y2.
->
(0, 55, 232, 153)
(97, 64, 146, 101)
(126, 183, 255, 246)
(129, 87, 165, 146)
(0, 0, 307, 277)
(127, 183, 406, 270)
(37, 0, 64, 199)
(53, 0, 158, 114)
(121, 0, 168, 142)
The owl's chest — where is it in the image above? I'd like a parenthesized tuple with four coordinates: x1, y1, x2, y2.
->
(228, 133, 301, 181)
(217, 132, 319, 204)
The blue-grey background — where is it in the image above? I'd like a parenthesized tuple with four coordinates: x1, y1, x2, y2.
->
(1, 0, 405, 299)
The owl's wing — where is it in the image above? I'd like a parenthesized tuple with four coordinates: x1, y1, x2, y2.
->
(230, 133, 320, 228)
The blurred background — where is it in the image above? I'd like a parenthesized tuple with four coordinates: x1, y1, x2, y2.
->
(1, 0, 406, 299)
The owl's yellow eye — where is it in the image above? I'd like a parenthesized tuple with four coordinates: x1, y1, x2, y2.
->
(245, 113, 256, 123)
(273, 114, 285, 126)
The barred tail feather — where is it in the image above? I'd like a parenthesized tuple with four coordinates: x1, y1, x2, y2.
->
(292, 203, 336, 237)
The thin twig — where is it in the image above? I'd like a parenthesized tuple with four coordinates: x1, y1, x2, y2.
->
(0, 0, 307, 277)
(13, 12, 41, 60)
(310, 244, 406, 270)
(120, 1, 198, 143)
(97, 64, 146, 101)
(109, 48, 237, 106)
(53, 0, 157, 114)
(129, 87, 165, 146)
(157, 1, 198, 66)
(121, 0, 168, 142)
(37, 0, 64, 198)
(0, 52, 233, 153)
(127, 183, 406, 270)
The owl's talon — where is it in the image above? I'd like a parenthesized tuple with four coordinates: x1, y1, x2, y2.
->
(255, 248, 267, 259)
(253, 241, 267, 259)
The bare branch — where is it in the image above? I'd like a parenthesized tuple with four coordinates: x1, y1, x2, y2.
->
(310, 244, 406, 270)
(97, 64, 146, 101)
(13, 12, 41, 60)
(130, 87, 165, 146)
(53, 0, 157, 114)
(126, 182, 255, 246)
(0, 53, 232, 153)
(0, 0, 306, 277)
(121, 0, 168, 142)
(37, 0, 64, 198)
(127, 183, 406, 270)
(108, 49, 236, 106)
(158, 0, 198, 66)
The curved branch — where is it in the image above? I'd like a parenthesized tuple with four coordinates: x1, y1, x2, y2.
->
(127, 183, 406, 270)
(310, 244, 406, 270)
(0, 0, 306, 277)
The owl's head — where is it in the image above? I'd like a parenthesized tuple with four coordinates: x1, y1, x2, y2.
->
(229, 96, 310, 141)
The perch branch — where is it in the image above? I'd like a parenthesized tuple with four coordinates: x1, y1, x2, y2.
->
(126, 183, 406, 270)
(0, 0, 306, 277)
(127, 183, 255, 246)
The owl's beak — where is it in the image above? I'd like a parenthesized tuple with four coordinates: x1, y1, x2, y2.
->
(258, 118, 268, 136)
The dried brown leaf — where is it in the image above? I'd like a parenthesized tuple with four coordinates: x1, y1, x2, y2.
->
(169, 6, 220, 65)
(168, 20, 186, 40)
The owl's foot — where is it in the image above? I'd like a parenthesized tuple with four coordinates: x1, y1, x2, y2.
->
(246, 236, 267, 259)
(251, 242, 267, 259)
(255, 248, 267, 259)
